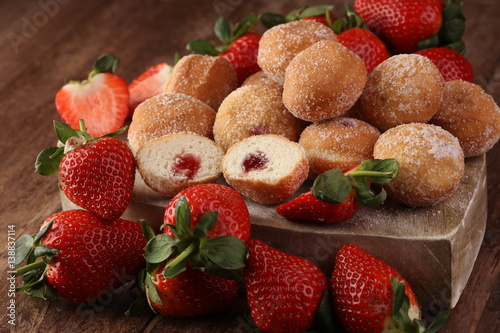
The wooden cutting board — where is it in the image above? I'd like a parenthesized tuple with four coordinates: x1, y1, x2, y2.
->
(61, 153, 487, 310)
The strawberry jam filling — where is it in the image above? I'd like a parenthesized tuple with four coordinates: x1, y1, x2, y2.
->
(171, 153, 200, 180)
(242, 152, 269, 173)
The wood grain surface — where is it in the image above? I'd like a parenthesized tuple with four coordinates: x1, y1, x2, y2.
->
(0, 0, 499, 332)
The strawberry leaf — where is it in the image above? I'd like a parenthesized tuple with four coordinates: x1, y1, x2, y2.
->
(54, 120, 79, 143)
(259, 12, 287, 29)
(141, 219, 156, 241)
(295, 5, 333, 19)
(33, 219, 54, 244)
(14, 235, 34, 266)
(144, 272, 162, 305)
(33, 245, 58, 259)
(214, 17, 232, 45)
(143, 234, 177, 264)
(423, 309, 452, 333)
(193, 211, 218, 238)
(35, 146, 64, 176)
(90, 53, 120, 77)
(231, 14, 257, 41)
(174, 195, 194, 239)
(186, 39, 220, 56)
(312, 169, 352, 204)
(200, 236, 247, 271)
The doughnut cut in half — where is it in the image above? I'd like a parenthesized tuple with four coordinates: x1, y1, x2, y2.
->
(136, 133, 224, 197)
(222, 134, 309, 205)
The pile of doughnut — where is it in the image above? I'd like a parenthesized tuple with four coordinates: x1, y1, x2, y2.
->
(129, 19, 500, 208)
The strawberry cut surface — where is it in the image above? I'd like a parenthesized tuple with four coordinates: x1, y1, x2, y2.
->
(128, 62, 172, 117)
(55, 72, 129, 138)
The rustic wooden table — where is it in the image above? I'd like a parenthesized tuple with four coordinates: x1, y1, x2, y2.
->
(0, 0, 498, 332)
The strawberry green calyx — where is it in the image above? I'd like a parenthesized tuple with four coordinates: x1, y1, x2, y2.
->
(88, 53, 121, 79)
(143, 195, 247, 280)
(312, 158, 399, 207)
(259, 5, 334, 29)
(419, 0, 466, 54)
(35, 120, 126, 176)
(391, 278, 451, 333)
(186, 14, 257, 55)
(13, 220, 59, 300)
(332, 5, 367, 34)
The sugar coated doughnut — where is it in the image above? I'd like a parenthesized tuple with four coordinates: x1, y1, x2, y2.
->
(214, 85, 304, 151)
(257, 20, 337, 85)
(431, 80, 500, 157)
(360, 54, 444, 132)
(299, 117, 380, 179)
(241, 71, 283, 92)
(222, 134, 309, 205)
(128, 93, 216, 151)
(163, 54, 237, 110)
(136, 133, 224, 197)
(283, 39, 367, 122)
(373, 123, 464, 207)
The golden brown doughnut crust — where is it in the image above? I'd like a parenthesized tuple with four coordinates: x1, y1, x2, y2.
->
(373, 123, 464, 207)
(213, 85, 305, 151)
(430, 80, 500, 157)
(299, 117, 380, 179)
(222, 134, 309, 205)
(241, 71, 283, 92)
(283, 40, 367, 122)
(163, 54, 238, 111)
(257, 20, 337, 85)
(128, 93, 216, 151)
(359, 54, 444, 132)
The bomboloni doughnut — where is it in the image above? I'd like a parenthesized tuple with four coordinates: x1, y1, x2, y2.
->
(299, 117, 380, 179)
(136, 133, 224, 197)
(128, 93, 216, 151)
(241, 71, 283, 92)
(359, 54, 444, 132)
(213, 84, 305, 151)
(373, 123, 465, 207)
(163, 54, 238, 110)
(257, 20, 337, 85)
(431, 80, 500, 157)
(222, 134, 309, 205)
(283, 39, 367, 122)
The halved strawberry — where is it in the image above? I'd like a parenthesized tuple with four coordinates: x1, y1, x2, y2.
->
(55, 54, 129, 138)
(128, 62, 172, 118)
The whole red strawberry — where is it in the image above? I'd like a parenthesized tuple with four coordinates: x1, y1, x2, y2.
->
(187, 14, 261, 85)
(164, 184, 251, 243)
(142, 184, 250, 282)
(55, 54, 129, 137)
(219, 32, 261, 84)
(354, 0, 443, 53)
(128, 62, 172, 118)
(337, 27, 390, 73)
(276, 159, 399, 223)
(36, 121, 135, 220)
(330, 244, 450, 332)
(146, 262, 238, 317)
(244, 239, 328, 333)
(415, 47, 474, 82)
(14, 209, 147, 304)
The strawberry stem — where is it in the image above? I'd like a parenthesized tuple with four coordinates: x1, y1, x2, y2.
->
(164, 242, 197, 273)
(14, 260, 46, 276)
